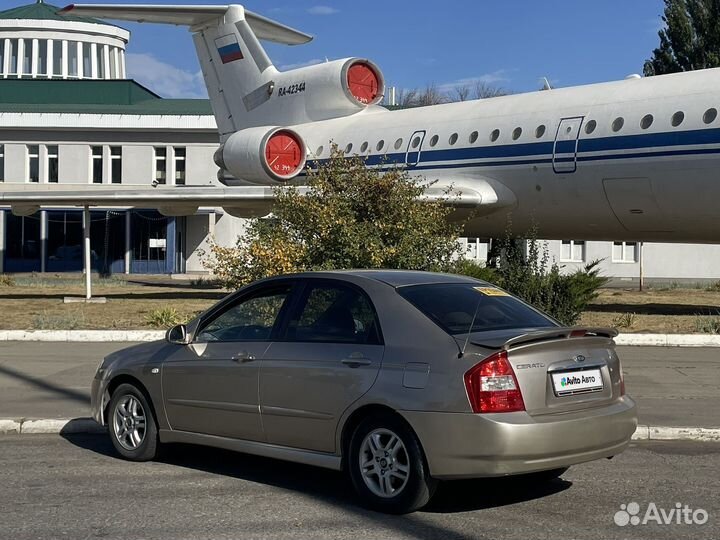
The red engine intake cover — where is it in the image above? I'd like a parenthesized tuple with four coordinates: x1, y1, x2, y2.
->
(265, 131, 303, 178)
(347, 62, 379, 105)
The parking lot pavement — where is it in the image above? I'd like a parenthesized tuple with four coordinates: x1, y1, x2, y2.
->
(0, 342, 718, 429)
(0, 435, 718, 540)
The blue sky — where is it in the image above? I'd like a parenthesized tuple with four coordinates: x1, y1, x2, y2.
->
(85, 0, 667, 99)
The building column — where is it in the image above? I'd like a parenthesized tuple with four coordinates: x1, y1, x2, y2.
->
(46, 39, 53, 79)
(61, 40, 68, 79)
(90, 43, 98, 79)
(0, 210, 5, 273)
(16, 38, 24, 78)
(30, 38, 39, 78)
(1, 38, 9, 78)
(119, 50, 126, 78)
(76, 41, 83, 78)
(40, 210, 47, 273)
(102, 45, 110, 80)
(124, 210, 131, 274)
(165, 217, 176, 275)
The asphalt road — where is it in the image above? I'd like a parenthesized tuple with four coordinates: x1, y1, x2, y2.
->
(1, 342, 719, 427)
(1, 436, 718, 540)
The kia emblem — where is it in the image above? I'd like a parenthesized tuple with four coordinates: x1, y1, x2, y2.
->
(575, 354, 586, 362)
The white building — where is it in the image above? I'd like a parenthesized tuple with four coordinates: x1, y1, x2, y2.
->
(2, 1, 720, 284)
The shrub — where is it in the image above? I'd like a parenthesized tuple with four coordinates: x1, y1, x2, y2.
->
(145, 307, 185, 329)
(32, 310, 86, 330)
(694, 314, 720, 334)
(0, 274, 15, 287)
(612, 312, 638, 329)
(204, 149, 465, 288)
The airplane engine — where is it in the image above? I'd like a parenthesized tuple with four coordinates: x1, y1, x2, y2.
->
(214, 126, 307, 186)
(274, 58, 385, 119)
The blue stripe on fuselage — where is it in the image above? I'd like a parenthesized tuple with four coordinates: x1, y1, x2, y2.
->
(306, 126, 720, 172)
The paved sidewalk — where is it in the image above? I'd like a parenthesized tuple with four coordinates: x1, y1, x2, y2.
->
(0, 342, 718, 428)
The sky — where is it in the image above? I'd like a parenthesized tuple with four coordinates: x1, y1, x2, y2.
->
(73, 0, 667, 99)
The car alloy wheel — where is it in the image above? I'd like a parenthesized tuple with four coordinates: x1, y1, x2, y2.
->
(359, 428, 410, 498)
(112, 394, 147, 451)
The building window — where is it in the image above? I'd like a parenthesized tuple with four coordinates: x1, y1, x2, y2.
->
(560, 240, 585, 262)
(48, 145, 59, 183)
(0, 144, 4, 182)
(96, 44, 105, 79)
(174, 147, 186, 185)
(82, 42, 91, 78)
(28, 145, 39, 183)
(8, 39, 18, 75)
(110, 147, 122, 183)
(22, 39, 32, 76)
(91, 146, 103, 183)
(154, 147, 167, 184)
(52, 40, 63, 77)
(613, 241, 638, 263)
(68, 41, 79, 78)
(37, 40, 48, 77)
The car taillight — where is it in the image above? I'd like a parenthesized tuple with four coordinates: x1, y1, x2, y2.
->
(618, 358, 626, 396)
(464, 350, 525, 413)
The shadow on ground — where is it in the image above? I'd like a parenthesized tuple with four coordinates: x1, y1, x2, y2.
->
(589, 302, 720, 316)
(62, 433, 571, 533)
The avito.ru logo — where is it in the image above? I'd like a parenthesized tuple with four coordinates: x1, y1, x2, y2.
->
(614, 502, 709, 526)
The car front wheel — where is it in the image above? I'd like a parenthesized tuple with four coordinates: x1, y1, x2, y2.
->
(348, 413, 437, 514)
(108, 383, 158, 461)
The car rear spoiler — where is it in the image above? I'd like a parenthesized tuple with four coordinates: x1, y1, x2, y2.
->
(470, 327, 618, 351)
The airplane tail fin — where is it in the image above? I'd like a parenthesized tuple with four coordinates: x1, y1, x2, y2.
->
(60, 4, 312, 137)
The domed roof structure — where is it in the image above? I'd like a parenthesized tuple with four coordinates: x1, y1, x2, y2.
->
(0, 0, 129, 79)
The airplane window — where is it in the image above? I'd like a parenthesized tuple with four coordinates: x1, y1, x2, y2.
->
(704, 108, 717, 124)
(449, 133, 459, 145)
(671, 111, 684, 127)
(535, 125, 546, 138)
(376, 140, 385, 151)
(512, 127, 522, 140)
(361, 141, 369, 153)
(316, 146, 324, 156)
(429, 135, 439, 147)
(585, 120, 597, 134)
(411, 136, 421, 149)
(640, 114, 653, 130)
(612, 117, 624, 132)
(345, 143, 353, 154)
(394, 138, 403, 150)
(490, 129, 500, 142)
(469, 131, 479, 144)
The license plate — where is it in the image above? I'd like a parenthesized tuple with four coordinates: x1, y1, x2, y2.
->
(551, 368, 603, 396)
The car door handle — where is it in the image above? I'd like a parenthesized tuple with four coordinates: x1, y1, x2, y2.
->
(341, 357, 372, 368)
(231, 351, 256, 363)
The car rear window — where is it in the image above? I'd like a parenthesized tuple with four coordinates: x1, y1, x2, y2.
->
(397, 283, 556, 335)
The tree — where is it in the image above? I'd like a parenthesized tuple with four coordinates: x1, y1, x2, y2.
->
(644, 0, 720, 76)
(205, 150, 465, 288)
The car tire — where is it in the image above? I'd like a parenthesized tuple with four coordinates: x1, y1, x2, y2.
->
(348, 413, 437, 514)
(107, 383, 158, 461)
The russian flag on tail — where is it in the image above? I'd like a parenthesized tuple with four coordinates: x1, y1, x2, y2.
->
(215, 34, 244, 64)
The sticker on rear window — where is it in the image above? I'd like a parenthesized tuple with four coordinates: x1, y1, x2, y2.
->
(473, 286, 510, 297)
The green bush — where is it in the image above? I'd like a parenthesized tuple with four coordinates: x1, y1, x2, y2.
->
(0, 274, 15, 287)
(694, 314, 720, 334)
(145, 307, 186, 329)
(454, 230, 608, 326)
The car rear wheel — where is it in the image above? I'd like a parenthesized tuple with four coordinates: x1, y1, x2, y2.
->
(108, 383, 158, 461)
(348, 413, 437, 514)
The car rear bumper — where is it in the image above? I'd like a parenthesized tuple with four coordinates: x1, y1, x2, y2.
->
(401, 396, 637, 479)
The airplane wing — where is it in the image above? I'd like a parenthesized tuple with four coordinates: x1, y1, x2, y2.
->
(59, 4, 313, 45)
(0, 184, 494, 217)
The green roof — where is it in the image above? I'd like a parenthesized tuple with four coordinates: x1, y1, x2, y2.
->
(0, 1, 112, 26)
(0, 79, 213, 116)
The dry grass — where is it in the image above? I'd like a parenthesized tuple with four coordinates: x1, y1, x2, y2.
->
(2, 275, 720, 332)
(580, 288, 720, 333)
(0, 275, 226, 330)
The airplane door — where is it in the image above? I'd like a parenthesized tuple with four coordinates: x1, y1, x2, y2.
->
(405, 130, 426, 167)
(553, 117, 583, 173)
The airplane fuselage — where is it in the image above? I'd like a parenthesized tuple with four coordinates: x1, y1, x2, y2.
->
(293, 68, 720, 242)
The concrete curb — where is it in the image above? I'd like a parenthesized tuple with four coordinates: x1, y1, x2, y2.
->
(1, 419, 719, 441)
(1, 330, 720, 346)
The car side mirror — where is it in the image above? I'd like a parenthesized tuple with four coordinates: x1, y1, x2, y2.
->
(166, 324, 190, 345)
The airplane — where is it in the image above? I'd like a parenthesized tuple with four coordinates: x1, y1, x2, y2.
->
(3, 3, 720, 243)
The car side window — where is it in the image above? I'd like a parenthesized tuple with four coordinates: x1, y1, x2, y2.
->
(286, 283, 381, 344)
(195, 284, 292, 342)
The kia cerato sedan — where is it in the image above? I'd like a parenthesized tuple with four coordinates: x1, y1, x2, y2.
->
(91, 270, 637, 513)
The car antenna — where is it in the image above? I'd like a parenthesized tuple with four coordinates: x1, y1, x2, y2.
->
(460, 294, 484, 358)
